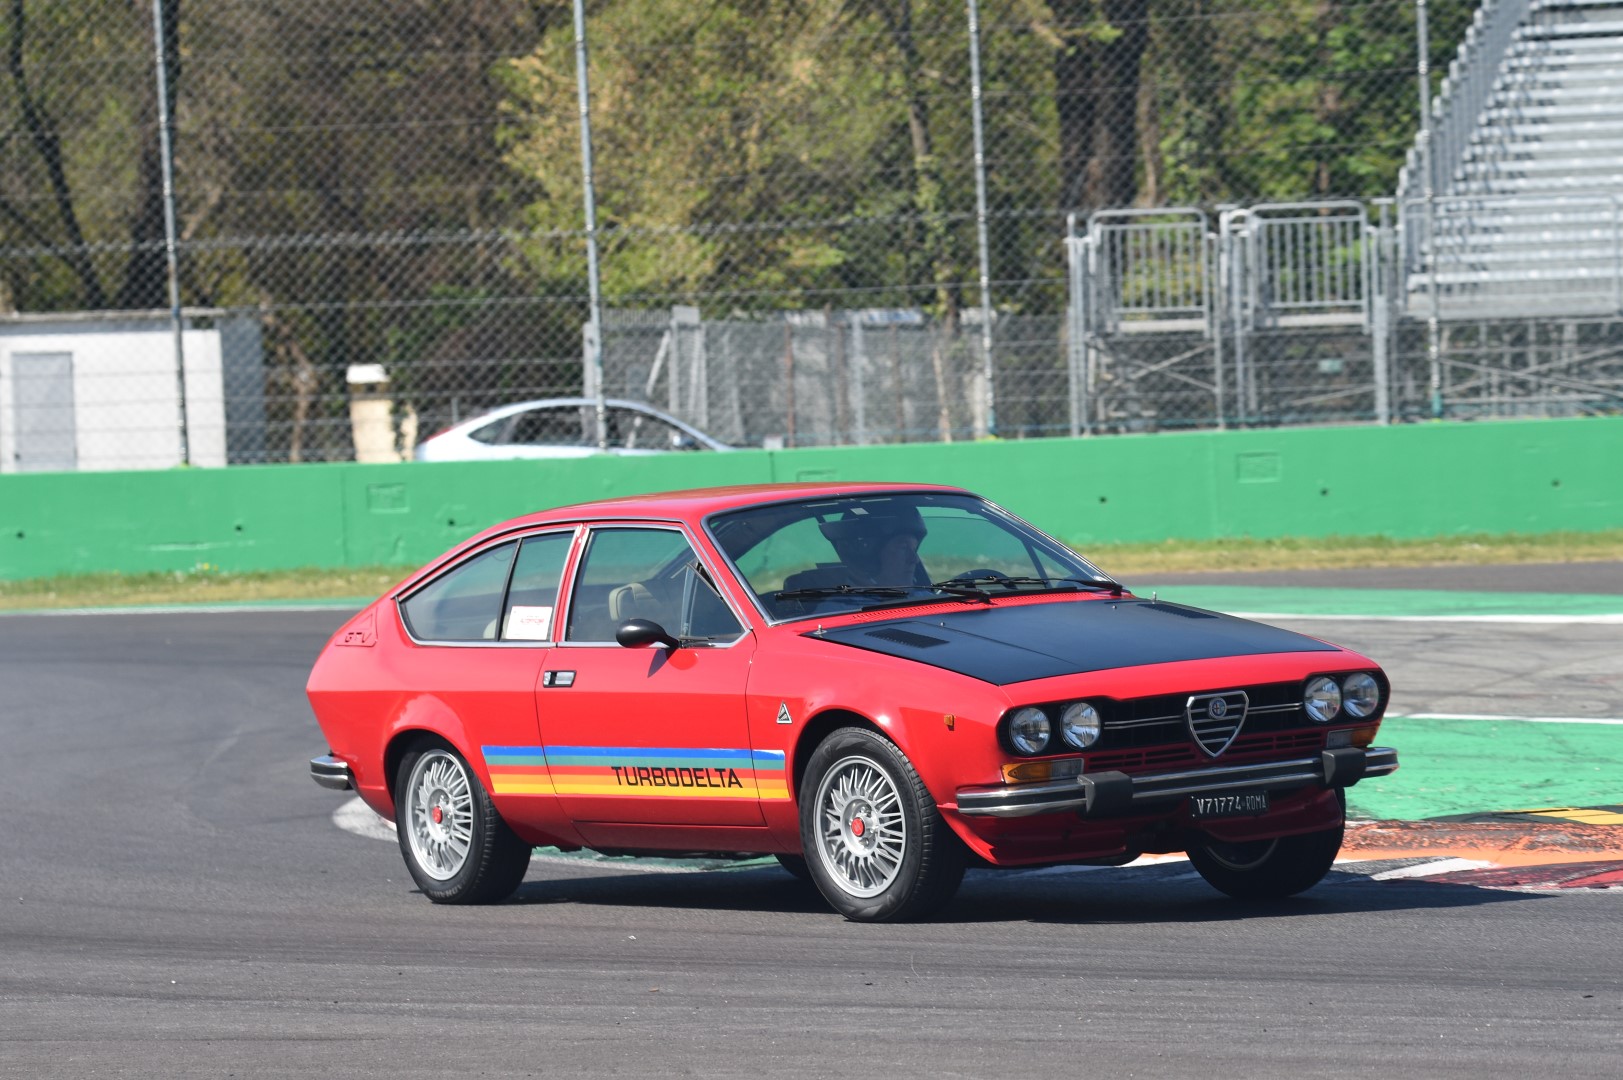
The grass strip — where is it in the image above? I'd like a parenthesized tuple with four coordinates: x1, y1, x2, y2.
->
(3, 529, 1621, 611)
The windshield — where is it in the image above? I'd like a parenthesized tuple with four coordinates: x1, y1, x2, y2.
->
(708, 492, 1113, 621)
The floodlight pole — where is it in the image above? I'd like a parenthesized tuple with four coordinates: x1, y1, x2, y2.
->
(573, 0, 607, 448)
(1417, 0, 1443, 420)
(151, 0, 188, 464)
(966, 0, 996, 439)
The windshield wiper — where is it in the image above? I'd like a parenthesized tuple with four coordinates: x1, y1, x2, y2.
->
(938, 574, 1124, 595)
(776, 582, 993, 604)
(775, 585, 914, 600)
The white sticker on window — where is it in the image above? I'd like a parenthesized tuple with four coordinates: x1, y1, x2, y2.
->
(504, 605, 554, 641)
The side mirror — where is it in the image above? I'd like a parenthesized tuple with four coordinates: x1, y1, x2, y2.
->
(670, 433, 699, 451)
(616, 618, 680, 649)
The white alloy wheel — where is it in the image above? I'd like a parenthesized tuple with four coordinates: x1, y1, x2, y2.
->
(812, 754, 909, 899)
(403, 749, 476, 881)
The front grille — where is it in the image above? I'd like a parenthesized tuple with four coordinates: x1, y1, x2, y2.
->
(1088, 729, 1325, 775)
(1098, 681, 1304, 751)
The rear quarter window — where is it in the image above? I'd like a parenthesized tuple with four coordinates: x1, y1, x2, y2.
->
(400, 542, 517, 641)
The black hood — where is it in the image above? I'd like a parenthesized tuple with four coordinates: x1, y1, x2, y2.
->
(807, 598, 1337, 685)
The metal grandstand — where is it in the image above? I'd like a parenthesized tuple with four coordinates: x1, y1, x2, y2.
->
(1063, 0, 1623, 433)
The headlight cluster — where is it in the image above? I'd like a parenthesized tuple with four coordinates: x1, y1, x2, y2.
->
(1002, 701, 1103, 756)
(1303, 672, 1382, 723)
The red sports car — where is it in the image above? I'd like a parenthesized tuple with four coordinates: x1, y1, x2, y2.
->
(308, 482, 1397, 921)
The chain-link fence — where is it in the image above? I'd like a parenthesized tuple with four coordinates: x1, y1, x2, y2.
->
(9, 0, 1618, 473)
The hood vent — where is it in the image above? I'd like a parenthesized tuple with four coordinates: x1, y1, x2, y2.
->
(866, 627, 947, 649)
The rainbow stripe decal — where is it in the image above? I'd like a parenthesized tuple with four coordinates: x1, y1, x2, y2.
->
(482, 745, 789, 800)
(482, 746, 554, 795)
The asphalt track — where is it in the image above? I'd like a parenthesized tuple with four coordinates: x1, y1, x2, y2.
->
(2, 565, 1621, 1078)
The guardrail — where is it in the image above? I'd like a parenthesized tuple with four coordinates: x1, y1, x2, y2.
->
(1066, 194, 1623, 432)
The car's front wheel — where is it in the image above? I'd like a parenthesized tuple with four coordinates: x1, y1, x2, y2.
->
(1186, 821, 1344, 900)
(394, 741, 531, 904)
(800, 728, 965, 922)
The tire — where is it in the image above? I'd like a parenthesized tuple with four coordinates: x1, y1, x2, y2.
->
(394, 740, 531, 904)
(774, 853, 813, 882)
(799, 727, 965, 922)
(1187, 821, 1344, 901)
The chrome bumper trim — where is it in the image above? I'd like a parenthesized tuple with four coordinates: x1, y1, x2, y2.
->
(956, 746, 1398, 819)
(310, 754, 353, 791)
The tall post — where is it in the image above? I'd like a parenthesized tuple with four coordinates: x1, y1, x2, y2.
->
(150, 0, 188, 465)
(573, 0, 608, 447)
(1210, 217, 1225, 429)
(1417, 0, 1443, 419)
(1372, 199, 1393, 425)
(1065, 214, 1083, 438)
(966, 0, 996, 438)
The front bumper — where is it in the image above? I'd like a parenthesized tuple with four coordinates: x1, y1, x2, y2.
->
(955, 746, 1397, 819)
(310, 754, 353, 791)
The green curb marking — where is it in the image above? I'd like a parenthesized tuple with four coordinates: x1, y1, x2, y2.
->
(1138, 584, 1623, 619)
(1346, 714, 1623, 822)
(0, 597, 372, 617)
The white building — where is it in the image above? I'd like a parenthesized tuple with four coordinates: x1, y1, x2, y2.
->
(0, 310, 264, 472)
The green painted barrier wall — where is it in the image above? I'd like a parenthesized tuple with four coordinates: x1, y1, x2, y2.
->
(2, 417, 1620, 581)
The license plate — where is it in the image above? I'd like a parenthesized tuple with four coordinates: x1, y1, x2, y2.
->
(1189, 791, 1269, 819)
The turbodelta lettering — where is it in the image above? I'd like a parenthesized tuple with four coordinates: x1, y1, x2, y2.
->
(611, 764, 744, 789)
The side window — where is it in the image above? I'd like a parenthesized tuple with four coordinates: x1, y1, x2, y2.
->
(608, 407, 692, 451)
(680, 565, 744, 643)
(500, 532, 574, 641)
(565, 528, 741, 643)
(511, 407, 587, 447)
(468, 419, 509, 445)
(400, 542, 517, 642)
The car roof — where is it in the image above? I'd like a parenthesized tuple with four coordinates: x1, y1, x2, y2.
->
(394, 482, 978, 597)
(438, 396, 730, 448)
(526, 481, 967, 524)
(441, 482, 968, 550)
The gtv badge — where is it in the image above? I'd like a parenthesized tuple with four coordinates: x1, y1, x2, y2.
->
(1186, 690, 1248, 757)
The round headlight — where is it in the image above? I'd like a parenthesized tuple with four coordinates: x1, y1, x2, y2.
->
(1304, 676, 1342, 723)
(1060, 701, 1101, 749)
(1343, 672, 1380, 718)
(1006, 707, 1052, 755)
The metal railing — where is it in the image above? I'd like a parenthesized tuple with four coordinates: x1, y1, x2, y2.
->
(1066, 193, 1623, 432)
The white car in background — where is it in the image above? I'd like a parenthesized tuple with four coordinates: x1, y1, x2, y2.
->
(413, 397, 731, 462)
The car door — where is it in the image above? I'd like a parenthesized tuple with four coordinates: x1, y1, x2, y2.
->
(539, 524, 765, 829)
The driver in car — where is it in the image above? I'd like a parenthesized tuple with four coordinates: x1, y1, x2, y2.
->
(818, 505, 930, 587)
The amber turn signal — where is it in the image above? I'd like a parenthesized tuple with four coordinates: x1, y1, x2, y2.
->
(1001, 758, 1083, 785)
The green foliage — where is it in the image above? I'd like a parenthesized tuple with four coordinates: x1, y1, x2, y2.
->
(2, 0, 1474, 328)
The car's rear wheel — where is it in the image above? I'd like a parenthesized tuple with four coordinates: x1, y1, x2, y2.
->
(774, 853, 813, 882)
(395, 741, 530, 904)
(1186, 822, 1344, 900)
(800, 728, 964, 922)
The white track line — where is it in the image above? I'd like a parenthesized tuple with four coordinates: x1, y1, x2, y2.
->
(4, 603, 358, 617)
(1370, 858, 1496, 880)
(1390, 713, 1623, 725)
(1229, 611, 1623, 625)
